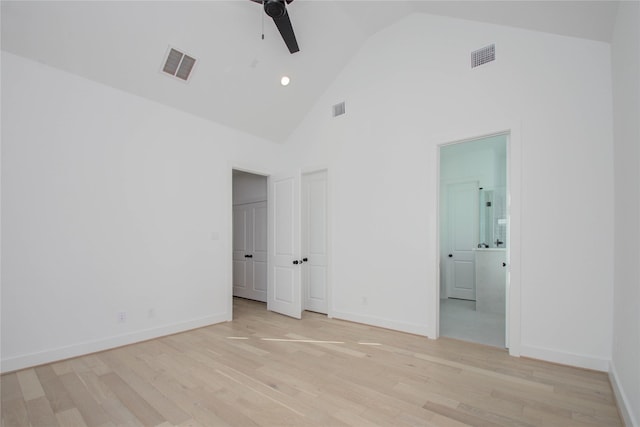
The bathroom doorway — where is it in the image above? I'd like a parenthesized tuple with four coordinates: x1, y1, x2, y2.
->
(439, 134, 508, 348)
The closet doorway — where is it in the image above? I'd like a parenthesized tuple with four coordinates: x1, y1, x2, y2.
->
(232, 168, 330, 318)
(232, 170, 268, 302)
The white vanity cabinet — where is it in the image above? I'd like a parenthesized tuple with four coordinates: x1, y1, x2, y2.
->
(475, 248, 506, 314)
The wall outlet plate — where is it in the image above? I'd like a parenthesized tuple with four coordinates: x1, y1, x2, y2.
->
(117, 311, 127, 323)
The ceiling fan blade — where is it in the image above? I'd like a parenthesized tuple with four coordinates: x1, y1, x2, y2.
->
(272, 12, 299, 54)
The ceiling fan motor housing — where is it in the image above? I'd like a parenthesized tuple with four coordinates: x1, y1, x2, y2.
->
(264, 0, 287, 18)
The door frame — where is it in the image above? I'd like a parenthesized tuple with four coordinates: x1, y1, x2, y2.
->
(433, 127, 521, 357)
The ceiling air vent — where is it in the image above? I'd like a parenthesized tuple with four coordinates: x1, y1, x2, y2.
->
(471, 44, 495, 69)
(162, 47, 196, 82)
(332, 101, 346, 118)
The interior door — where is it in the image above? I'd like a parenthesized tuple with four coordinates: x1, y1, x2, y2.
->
(302, 170, 328, 314)
(232, 202, 267, 302)
(446, 181, 479, 300)
(267, 173, 302, 318)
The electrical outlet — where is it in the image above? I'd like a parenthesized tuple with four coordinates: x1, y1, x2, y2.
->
(148, 308, 155, 318)
(362, 296, 368, 305)
(117, 311, 127, 323)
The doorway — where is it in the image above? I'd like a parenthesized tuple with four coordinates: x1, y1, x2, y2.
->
(232, 170, 268, 303)
(231, 168, 329, 319)
(438, 134, 508, 348)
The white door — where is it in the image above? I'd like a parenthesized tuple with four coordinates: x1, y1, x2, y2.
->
(446, 181, 479, 300)
(267, 173, 302, 319)
(302, 170, 328, 314)
(233, 202, 267, 302)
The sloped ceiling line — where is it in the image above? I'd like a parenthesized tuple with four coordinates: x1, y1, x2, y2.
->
(0, 1, 619, 143)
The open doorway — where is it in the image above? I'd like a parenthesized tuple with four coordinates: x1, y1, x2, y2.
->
(232, 170, 268, 303)
(438, 134, 508, 348)
(231, 168, 330, 318)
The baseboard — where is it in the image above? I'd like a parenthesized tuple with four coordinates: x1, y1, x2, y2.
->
(520, 344, 610, 372)
(610, 361, 638, 427)
(1, 313, 229, 373)
(330, 310, 429, 337)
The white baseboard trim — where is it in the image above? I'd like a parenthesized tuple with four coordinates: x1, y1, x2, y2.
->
(1, 313, 229, 373)
(610, 361, 638, 427)
(330, 310, 429, 337)
(520, 344, 609, 372)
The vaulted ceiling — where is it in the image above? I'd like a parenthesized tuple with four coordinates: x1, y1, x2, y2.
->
(1, 1, 620, 142)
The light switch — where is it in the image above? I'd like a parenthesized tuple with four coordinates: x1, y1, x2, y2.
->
(210, 232, 220, 241)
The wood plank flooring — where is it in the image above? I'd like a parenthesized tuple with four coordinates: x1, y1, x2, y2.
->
(1, 298, 623, 426)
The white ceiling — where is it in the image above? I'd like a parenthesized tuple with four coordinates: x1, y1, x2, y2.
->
(1, 0, 620, 142)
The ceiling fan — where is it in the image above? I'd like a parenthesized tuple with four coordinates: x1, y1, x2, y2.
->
(250, 0, 299, 54)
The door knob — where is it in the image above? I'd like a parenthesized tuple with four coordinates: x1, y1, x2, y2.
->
(302, 258, 308, 262)
(244, 254, 253, 258)
(502, 262, 506, 267)
(448, 254, 453, 258)
(293, 260, 299, 265)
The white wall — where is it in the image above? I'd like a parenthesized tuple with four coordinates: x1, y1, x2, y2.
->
(611, 1, 640, 425)
(1, 52, 283, 372)
(285, 13, 614, 369)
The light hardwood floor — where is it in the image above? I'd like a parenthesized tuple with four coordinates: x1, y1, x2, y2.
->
(2, 298, 623, 426)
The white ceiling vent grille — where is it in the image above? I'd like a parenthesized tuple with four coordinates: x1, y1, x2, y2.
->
(332, 101, 346, 117)
(471, 44, 496, 68)
(162, 47, 196, 82)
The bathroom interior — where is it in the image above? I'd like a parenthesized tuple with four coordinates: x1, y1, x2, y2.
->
(439, 134, 508, 348)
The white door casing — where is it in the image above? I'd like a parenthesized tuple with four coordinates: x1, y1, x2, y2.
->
(302, 170, 328, 314)
(233, 201, 267, 302)
(267, 173, 302, 319)
(446, 181, 479, 300)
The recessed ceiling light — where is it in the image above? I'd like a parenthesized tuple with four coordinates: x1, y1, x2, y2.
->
(280, 76, 291, 86)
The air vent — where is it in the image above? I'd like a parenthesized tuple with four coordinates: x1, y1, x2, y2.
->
(332, 101, 346, 117)
(471, 44, 495, 68)
(162, 47, 196, 82)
